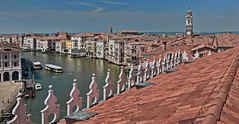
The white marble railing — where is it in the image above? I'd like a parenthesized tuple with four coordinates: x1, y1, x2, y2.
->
(8, 50, 186, 124)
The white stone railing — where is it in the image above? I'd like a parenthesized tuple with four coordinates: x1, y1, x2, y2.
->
(7, 50, 186, 124)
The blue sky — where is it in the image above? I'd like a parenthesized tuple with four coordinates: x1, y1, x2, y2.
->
(0, 0, 238, 33)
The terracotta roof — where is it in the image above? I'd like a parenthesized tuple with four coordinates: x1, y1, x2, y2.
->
(58, 45, 239, 124)
(191, 44, 215, 52)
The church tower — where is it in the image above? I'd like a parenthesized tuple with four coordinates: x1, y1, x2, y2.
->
(186, 7, 193, 35)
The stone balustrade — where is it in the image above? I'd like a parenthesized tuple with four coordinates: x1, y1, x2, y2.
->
(7, 51, 184, 124)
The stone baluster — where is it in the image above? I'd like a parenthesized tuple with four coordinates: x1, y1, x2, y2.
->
(143, 60, 150, 81)
(157, 56, 162, 75)
(170, 53, 174, 68)
(208, 49, 212, 56)
(66, 79, 82, 116)
(182, 50, 189, 62)
(128, 64, 136, 89)
(7, 93, 31, 124)
(103, 69, 114, 101)
(174, 51, 178, 66)
(151, 58, 157, 78)
(177, 51, 181, 64)
(161, 57, 166, 72)
(165, 54, 169, 70)
(41, 85, 60, 124)
(136, 62, 144, 84)
(116, 66, 127, 95)
(194, 50, 200, 59)
(86, 73, 99, 108)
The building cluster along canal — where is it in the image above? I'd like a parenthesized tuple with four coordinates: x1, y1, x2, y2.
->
(22, 52, 120, 124)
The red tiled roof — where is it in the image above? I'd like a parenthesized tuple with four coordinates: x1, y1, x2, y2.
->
(59, 45, 239, 124)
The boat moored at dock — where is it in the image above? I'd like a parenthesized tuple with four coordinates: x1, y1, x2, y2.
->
(32, 62, 42, 70)
(35, 83, 42, 90)
(45, 64, 63, 73)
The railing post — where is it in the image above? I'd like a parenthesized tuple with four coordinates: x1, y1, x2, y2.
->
(41, 85, 60, 124)
(116, 66, 127, 95)
(136, 62, 143, 84)
(7, 93, 31, 124)
(157, 56, 162, 75)
(143, 60, 150, 81)
(103, 69, 114, 101)
(151, 58, 157, 78)
(86, 73, 99, 108)
(182, 50, 189, 62)
(66, 79, 82, 116)
(128, 64, 136, 89)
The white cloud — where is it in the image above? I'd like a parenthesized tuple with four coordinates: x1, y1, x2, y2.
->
(91, 7, 105, 13)
(69, 2, 93, 6)
(101, 0, 127, 5)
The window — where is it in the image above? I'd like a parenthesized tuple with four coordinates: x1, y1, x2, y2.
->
(14, 62, 17, 67)
(4, 62, 8, 67)
(14, 55, 17, 59)
(5, 55, 8, 59)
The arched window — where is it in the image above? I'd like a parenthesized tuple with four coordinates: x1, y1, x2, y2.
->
(3, 72, 10, 81)
(12, 71, 19, 80)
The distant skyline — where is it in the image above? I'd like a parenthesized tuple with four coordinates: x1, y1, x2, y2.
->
(0, 0, 238, 33)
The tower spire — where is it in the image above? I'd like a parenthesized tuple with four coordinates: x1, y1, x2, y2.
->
(185, 7, 193, 36)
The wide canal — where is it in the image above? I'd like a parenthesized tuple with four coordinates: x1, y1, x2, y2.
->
(22, 52, 120, 124)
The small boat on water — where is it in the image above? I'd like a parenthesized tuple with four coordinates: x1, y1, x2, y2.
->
(35, 83, 42, 90)
(70, 54, 82, 58)
(45, 64, 63, 73)
(32, 62, 42, 70)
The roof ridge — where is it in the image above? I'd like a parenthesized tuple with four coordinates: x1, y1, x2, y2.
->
(194, 46, 239, 123)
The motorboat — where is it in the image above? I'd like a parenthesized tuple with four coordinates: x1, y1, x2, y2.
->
(32, 62, 42, 70)
(35, 83, 42, 91)
(45, 64, 63, 73)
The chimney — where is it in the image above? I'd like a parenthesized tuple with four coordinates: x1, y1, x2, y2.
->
(163, 41, 167, 51)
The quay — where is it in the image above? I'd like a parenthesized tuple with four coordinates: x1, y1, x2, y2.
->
(0, 81, 23, 122)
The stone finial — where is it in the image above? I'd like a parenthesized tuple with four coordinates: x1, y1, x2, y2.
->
(66, 79, 82, 116)
(128, 65, 136, 89)
(41, 85, 60, 124)
(208, 50, 212, 56)
(194, 50, 200, 59)
(103, 69, 114, 101)
(116, 66, 127, 95)
(137, 61, 144, 84)
(143, 60, 151, 81)
(86, 73, 99, 108)
(7, 97, 31, 124)
(182, 50, 189, 62)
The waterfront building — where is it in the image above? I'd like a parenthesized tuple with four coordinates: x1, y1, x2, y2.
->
(186, 8, 193, 35)
(23, 36, 36, 50)
(36, 38, 48, 52)
(0, 45, 22, 82)
(108, 38, 126, 65)
(96, 40, 106, 59)
(55, 40, 66, 53)
(85, 39, 97, 58)
(65, 40, 73, 54)
(125, 42, 145, 65)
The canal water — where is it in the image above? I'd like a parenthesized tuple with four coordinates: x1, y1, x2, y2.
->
(22, 52, 120, 124)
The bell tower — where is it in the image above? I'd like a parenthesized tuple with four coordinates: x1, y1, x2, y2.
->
(186, 7, 193, 35)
